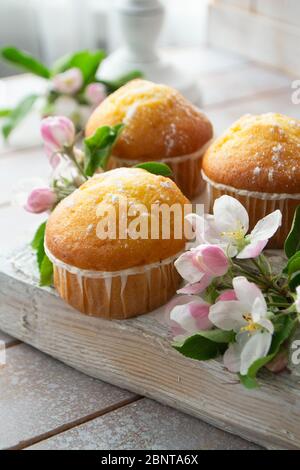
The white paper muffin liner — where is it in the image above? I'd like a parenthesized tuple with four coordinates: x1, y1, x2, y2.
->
(45, 243, 182, 319)
(108, 139, 213, 200)
(202, 171, 300, 247)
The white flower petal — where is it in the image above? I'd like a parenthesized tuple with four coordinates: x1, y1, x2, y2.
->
(170, 299, 211, 334)
(240, 331, 272, 375)
(249, 209, 282, 242)
(236, 239, 267, 259)
(213, 195, 249, 235)
(257, 318, 274, 334)
(224, 332, 249, 372)
(174, 251, 204, 284)
(202, 215, 223, 244)
(223, 342, 242, 373)
(233, 276, 266, 313)
(185, 213, 206, 244)
(251, 297, 268, 322)
(170, 304, 199, 334)
(209, 300, 247, 332)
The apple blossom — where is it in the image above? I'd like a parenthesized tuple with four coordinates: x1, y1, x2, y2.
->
(52, 96, 78, 119)
(217, 290, 237, 302)
(186, 195, 282, 259)
(52, 67, 83, 94)
(170, 296, 212, 339)
(41, 116, 75, 154)
(209, 276, 274, 375)
(175, 244, 229, 294)
(85, 83, 106, 106)
(25, 187, 57, 214)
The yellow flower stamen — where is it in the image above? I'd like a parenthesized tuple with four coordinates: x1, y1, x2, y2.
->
(241, 313, 260, 333)
(221, 227, 245, 241)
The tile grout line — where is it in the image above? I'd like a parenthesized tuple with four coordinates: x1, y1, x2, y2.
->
(5, 339, 22, 349)
(7, 395, 143, 450)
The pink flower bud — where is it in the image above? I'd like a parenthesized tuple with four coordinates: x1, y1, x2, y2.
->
(25, 187, 57, 214)
(52, 67, 83, 94)
(170, 297, 212, 339)
(217, 290, 237, 302)
(265, 349, 288, 373)
(41, 116, 75, 153)
(85, 83, 106, 106)
(175, 244, 229, 294)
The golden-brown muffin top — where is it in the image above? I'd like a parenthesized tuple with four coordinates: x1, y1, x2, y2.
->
(202, 113, 300, 193)
(46, 168, 189, 271)
(85, 79, 213, 161)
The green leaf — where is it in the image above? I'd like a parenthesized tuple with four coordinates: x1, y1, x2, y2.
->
(31, 221, 53, 286)
(283, 251, 300, 290)
(2, 94, 38, 140)
(285, 206, 300, 258)
(31, 222, 47, 250)
(0, 108, 11, 118)
(99, 70, 144, 93)
(172, 329, 234, 361)
(240, 316, 297, 386)
(84, 124, 124, 176)
(239, 374, 258, 389)
(135, 162, 173, 177)
(52, 50, 105, 85)
(195, 329, 235, 344)
(0, 46, 50, 78)
(40, 254, 53, 287)
(289, 273, 300, 291)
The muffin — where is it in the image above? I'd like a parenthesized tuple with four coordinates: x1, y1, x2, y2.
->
(45, 168, 189, 319)
(86, 79, 213, 199)
(202, 113, 300, 248)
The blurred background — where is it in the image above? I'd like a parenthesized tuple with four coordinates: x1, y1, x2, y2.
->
(0, 0, 299, 77)
(0, 0, 209, 76)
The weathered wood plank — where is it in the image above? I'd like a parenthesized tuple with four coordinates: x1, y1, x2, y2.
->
(0, 342, 137, 449)
(0, 247, 299, 449)
(28, 398, 260, 450)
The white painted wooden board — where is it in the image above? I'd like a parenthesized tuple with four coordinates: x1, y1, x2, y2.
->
(0, 247, 299, 450)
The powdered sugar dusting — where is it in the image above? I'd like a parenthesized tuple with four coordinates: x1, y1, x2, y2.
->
(253, 166, 261, 176)
(160, 181, 171, 188)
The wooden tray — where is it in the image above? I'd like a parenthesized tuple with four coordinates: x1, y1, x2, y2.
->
(0, 246, 299, 450)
